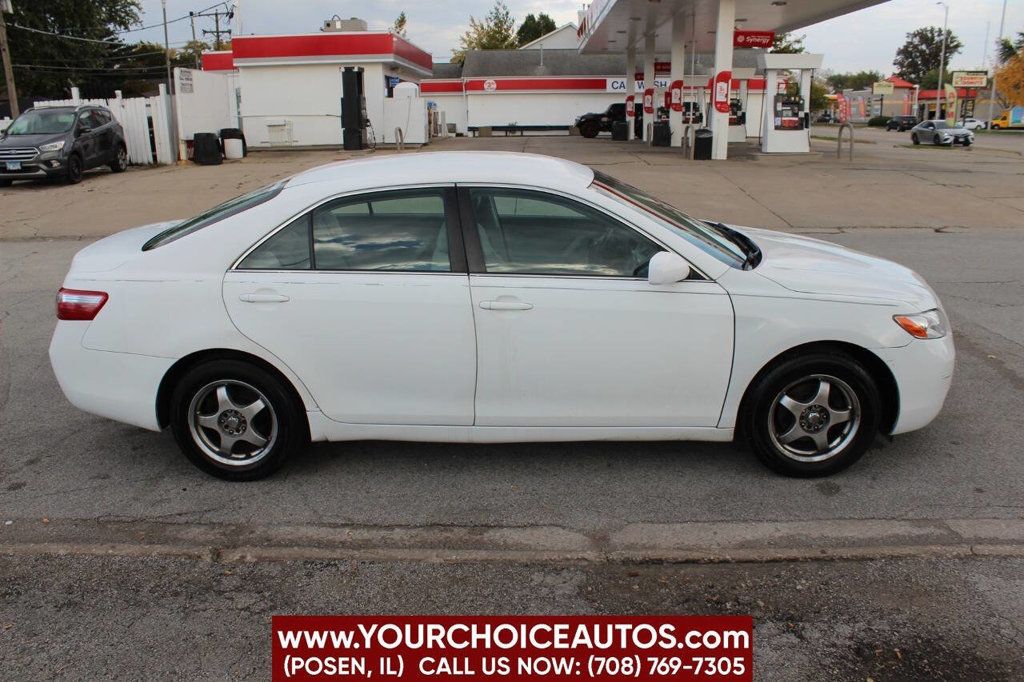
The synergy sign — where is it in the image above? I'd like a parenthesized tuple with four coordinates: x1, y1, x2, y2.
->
(733, 30, 775, 48)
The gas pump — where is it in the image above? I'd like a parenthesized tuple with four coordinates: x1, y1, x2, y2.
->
(773, 93, 805, 130)
(757, 52, 823, 153)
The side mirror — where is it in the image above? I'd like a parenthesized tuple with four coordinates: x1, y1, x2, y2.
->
(76, 125, 91, 136)
(647, 251, 691, 286)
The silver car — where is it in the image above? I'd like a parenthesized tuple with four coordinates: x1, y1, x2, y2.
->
(911, 120, 974, 146)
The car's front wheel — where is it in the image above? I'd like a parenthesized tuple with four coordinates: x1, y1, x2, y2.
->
(743, 352, 881, 477)
(65, 154, 83, 184)
(911, 133, 920, 145)
(170, 360, 306, 480)
(578, 121, 600, 138)
(0, 179, 11, 187)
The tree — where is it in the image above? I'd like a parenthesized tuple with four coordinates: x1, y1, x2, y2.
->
(994, 53, 1024, 107)
(771, 32, 805, 54)
(893, 26, 962, 86)
(516, 13, 557, 47)
(3, 0, 141, 98)
(826, 70, 884, 92)
(451, 1, 517, 64)
(810, 79, 829, 111)
(995, 31, 1024, 64)
(392, 12, 407, 38)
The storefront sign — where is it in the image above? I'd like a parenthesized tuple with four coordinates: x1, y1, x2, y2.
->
(713, 71, 732, 114)
(483, 79, 497, 92)
(952, 71, 987, 88)
(871, 81, 894, 95)
(733, 30, 774, 49)
(606, 78, 669, 93)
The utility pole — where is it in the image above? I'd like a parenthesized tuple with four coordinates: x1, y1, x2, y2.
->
(0, 0, 19, 119)
(986, 0, 1007, 126)
(935, 1, 948, 121)
(161, 0, 173, 95)
(189, 12, 200, 68)
(202, 10, 231, 51)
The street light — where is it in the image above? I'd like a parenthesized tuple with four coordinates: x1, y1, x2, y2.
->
(936, 1, 948, 121)
(986, 0, 1008, 127)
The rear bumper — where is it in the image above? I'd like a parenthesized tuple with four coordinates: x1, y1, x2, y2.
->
(875, 334, 955, 435)
(49, 322, 172, 431)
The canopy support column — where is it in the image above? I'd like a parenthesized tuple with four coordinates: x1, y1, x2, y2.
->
(626, 46, 636, 140)
(711, 0, 735, 160)
(642, 31, 655, 142)
(670, 14, 686, 147)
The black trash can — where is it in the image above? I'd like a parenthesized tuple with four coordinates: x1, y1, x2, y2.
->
(192, 132, 223, 165)
(693, 127, 713, 160)
(652, 121, 671, 147)
(611, 120, 628, 141)
(219, 128, 248, 156)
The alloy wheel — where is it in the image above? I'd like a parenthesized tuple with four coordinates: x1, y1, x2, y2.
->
(767, 374, 861, 463)
(187, 380, 278, 466)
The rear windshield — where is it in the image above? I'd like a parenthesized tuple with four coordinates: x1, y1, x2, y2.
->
(142, 182, 285, 250)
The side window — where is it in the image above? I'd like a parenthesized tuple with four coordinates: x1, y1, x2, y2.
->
(238, 216, 311, 270)
(469, 188, 662, 277)
(93, 110, 112, 126)
(312, 189, 450, 272)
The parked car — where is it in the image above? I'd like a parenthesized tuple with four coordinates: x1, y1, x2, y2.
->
(910, 120, 974, 146)
(886, 115, 918, 132)
(50, 153, 954, 480)
(575, 102, 683, 138)
(815, 111, 835, 124)
(0, 105, 127, 186)
(957, 118, 987, 131)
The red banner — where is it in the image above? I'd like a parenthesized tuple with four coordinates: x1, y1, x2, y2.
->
(733, 30, 775, 49)
(272, 616, 753, 681)
(713, 71, 732, 114)
(643, 87, 655, 114)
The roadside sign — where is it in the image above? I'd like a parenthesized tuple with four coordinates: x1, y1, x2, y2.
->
(872, 81, 894, 95)
(733, 30, 774, 49)
(952, 71, 987, 88)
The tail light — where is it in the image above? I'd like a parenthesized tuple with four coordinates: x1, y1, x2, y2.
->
(56, 288, 108, 321)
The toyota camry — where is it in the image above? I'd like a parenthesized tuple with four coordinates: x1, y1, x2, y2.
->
(50, 152, 954, 480)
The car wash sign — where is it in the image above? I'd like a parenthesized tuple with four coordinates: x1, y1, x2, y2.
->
(606, 78, 669, 93)
(733, 30, 774, 48)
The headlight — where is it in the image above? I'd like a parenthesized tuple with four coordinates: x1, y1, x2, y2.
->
(39, 140, 65, 153)
(894, 309, 948, 339)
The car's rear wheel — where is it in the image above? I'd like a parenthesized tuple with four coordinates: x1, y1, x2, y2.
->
(578, 121, 600, 138)
(170, 360, 306, 480)
(743, 352, 881, 477)
(65, 154, 83, 184)
(110, 144, 128, 173)
(0, 179, 11, 187)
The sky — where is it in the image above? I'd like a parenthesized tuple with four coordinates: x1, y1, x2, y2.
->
(131, 0, 1022, 73)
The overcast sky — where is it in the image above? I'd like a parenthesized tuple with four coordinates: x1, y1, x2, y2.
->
(133, 0, 1022, 73)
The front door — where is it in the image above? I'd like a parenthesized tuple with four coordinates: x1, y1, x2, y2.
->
(223, 186, 477, 426)
(462, 187, 734, 427)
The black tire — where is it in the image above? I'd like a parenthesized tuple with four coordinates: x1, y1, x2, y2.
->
(579, 121, 600, 138)
(0, 179, 11, 187)
(742, 352, 881, 477)
(65, 154, 83, 184)
(911, 133, 920, 145)
(110, 144, 128, 173)
(170, 359, 306, 480)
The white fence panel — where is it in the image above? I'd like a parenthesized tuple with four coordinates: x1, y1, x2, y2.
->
(110, 97, 154, 165)
(148, 94, 174, 165)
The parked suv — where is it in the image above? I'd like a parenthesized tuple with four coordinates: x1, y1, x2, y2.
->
(0, 105, 128, 186)
(575, 102, 692, 139)
(886, 115, 918, 132)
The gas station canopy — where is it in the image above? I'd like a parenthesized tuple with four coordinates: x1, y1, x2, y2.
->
(579, 0, 888, 54)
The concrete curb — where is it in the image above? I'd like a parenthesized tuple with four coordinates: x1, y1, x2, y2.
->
(1, 517, 1022, 564)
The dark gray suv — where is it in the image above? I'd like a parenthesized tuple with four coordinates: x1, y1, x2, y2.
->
(0, 105, 128, 186)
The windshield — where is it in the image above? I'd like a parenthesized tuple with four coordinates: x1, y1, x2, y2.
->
(933, 121, 950, 129)
(6, 109, 76, 135)
(591, 171, 746, 268)
(142, 181, 286, 250)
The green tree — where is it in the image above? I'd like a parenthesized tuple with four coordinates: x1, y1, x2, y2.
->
(3, 0, 141, 98)
(516, 13, 557, 47)
(810, 79, 829, 110)
(826, 70, 884, 92)
(995, 30, 1024, 64)
(392, 12, 407, 38)
(893, 26, 962, 86)
(451, 1, 517, 64)
(771, 32, 805, 54)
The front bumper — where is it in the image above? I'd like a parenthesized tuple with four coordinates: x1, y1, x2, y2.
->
(874, 333, 955, 435)
(0, 158, 66, 179)
(49, 322, 173, 432)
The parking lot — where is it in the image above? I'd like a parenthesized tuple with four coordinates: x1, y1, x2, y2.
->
(2, 134, 1023, 678)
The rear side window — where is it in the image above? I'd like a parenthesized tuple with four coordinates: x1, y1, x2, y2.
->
(143, 182, 285, 250)
(237, 188, 452, 272)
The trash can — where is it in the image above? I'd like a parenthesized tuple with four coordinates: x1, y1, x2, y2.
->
(611, 120, 628, 141)
(192, 132, 222, 165)
(693, 127, 713, 160)
(219, 128, 247, 157)
(652, 121, 671, 147)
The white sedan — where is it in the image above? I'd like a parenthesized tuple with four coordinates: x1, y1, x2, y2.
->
(50, 152, 954, 480)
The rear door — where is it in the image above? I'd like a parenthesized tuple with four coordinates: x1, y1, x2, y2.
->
(460, 186, 734, 428)
(223, 186, 478, 426)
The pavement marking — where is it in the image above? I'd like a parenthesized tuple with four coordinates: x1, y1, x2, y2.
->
(1, 517, 1022, 564)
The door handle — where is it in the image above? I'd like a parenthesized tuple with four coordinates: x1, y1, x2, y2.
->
(239, 292, 290, 303)
(479, 300, 533, 311)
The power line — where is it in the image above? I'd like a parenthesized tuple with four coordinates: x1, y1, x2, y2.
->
(10, 24, 121, 44)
